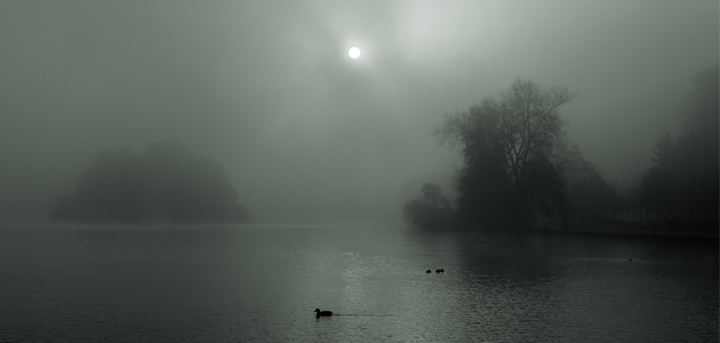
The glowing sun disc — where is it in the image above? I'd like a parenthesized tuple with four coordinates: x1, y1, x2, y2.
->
(348, 47, 361, 59)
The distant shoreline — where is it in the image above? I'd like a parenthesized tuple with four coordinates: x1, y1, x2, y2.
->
(537, 226, 718, 242)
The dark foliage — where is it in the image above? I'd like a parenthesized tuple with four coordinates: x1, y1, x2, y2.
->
(435, 79, 573, 230)
(403, 183, 454, 230)
(552, 139, 618, 229)
(454, 117, 512, 228)
(521, 155, 565, 218)
(566, 170, 618, 225)
(624, 64, 719, 230)
(51, 141, 248, 223)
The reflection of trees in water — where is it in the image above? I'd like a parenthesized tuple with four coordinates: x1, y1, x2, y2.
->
(455, 233, 718, 285)
(452, 233, 718, 341)
(455, 233, 565, 283)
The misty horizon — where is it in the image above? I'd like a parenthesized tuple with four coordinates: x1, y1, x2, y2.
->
(1, 1, 717, 223)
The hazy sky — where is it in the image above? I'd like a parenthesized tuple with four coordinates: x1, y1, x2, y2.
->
(1, 0, 717, 223)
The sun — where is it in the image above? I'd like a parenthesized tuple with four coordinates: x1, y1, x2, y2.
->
(348, 47, 361, 59)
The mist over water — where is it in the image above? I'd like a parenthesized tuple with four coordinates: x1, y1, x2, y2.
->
(1, 223, 716, 342)
(1, 2, 717, 341)
(1, 1, 718, 223)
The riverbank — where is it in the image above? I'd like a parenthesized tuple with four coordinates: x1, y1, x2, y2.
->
(540, 226, 718, 242)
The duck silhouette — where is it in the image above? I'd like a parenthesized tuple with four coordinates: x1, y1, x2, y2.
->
(426, 269, 432, 273)
(314, 308, 332, 317)
(435, 268, 444, 273)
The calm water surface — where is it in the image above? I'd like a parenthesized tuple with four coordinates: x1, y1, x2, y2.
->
(1, 223, 717, 342)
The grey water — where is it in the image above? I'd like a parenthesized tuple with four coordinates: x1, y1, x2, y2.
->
(1, 223, 717, 343)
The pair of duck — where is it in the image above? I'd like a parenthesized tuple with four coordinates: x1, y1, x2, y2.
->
(426, 268, 444, 273)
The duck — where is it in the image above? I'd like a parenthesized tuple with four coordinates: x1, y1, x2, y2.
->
(314, 308, 333, 317)
(435, 268, 444, 273)
(426, 269, 432, 273)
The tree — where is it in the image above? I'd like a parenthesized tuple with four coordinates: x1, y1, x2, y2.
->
(550, 139, 619, 229)
(636, 64, 719, 229)
(436, 79, 574, 229)
(51, 141, 248, 223)
(566, 170, 618, 225)
(551, 138, 595, 185)
(677, 64, 719, 222)
(451, 116, 512, 228)
(403, 183, 454, 230)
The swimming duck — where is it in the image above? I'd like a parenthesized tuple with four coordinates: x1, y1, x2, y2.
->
(426, 269, 432, 273)
(314, 308, 333, 317)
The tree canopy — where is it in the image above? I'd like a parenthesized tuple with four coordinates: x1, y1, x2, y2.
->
(51, 141, 248, 223)
(629, 64, 719, 226)
(435, 79, 574, 229)
(403, 183, 454, 230)
(406, 66, 716, 232)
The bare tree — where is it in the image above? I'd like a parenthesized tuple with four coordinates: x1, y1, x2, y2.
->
(436, 79, 574, 198)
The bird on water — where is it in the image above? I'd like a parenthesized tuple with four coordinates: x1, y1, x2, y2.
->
(426, 269, 432, 273)
(314, 308, 333, 317)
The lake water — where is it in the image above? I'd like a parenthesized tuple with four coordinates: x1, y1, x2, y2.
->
(1, 223, 717, 342)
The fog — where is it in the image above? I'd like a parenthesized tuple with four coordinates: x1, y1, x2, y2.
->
(1, 0, 717, 223)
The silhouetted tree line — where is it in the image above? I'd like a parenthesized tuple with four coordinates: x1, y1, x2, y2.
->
(52, 141, 248, 223)
(553, 140, 618, 229)
(403, 183, 454, 230)
(404, 79, 618, 231)
(406, 65, 717, 232)
(619, 64, 719, 230)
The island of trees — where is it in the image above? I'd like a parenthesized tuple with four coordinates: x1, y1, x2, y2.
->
(51, 141, 248, 223)
(405, 64, 718, 232)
